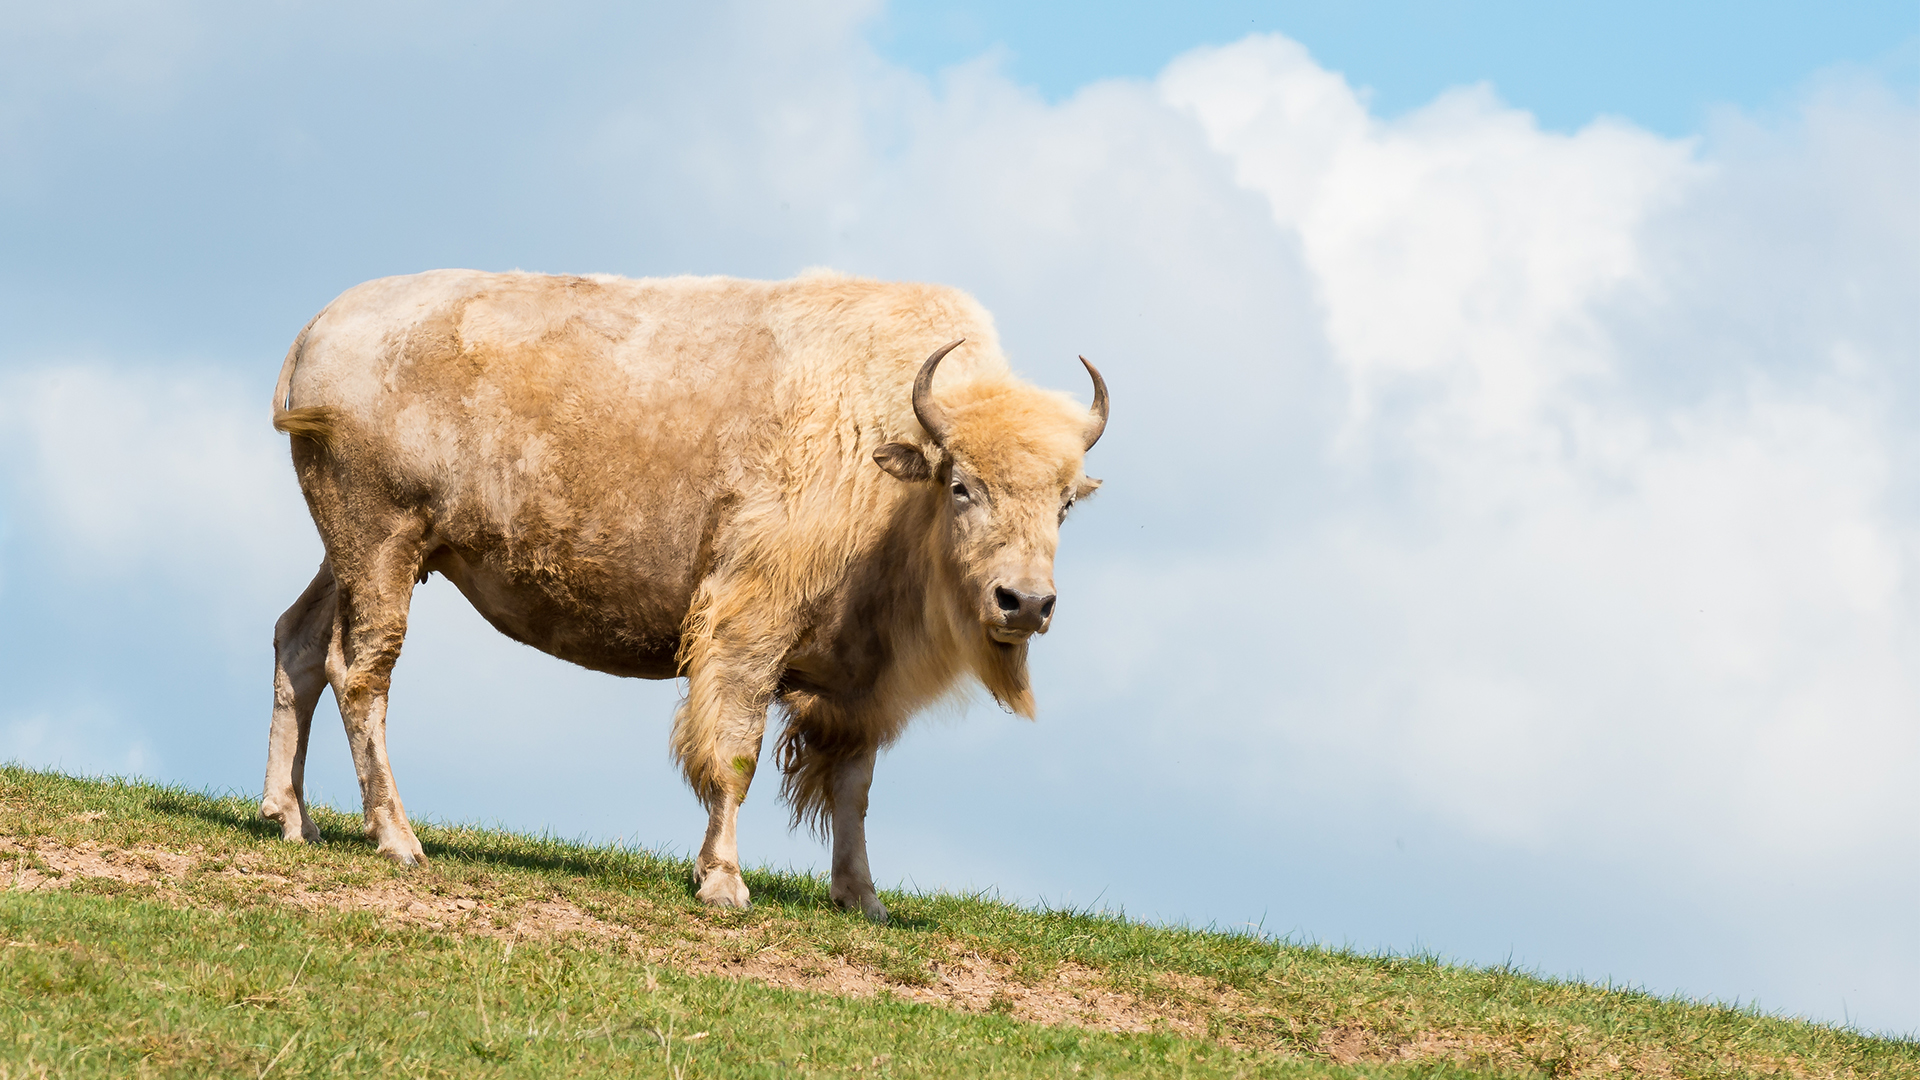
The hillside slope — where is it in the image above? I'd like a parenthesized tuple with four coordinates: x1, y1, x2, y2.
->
(0, 767, 1909, 1078)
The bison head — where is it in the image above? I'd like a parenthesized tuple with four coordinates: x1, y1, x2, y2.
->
(872, 339, 1108, 667)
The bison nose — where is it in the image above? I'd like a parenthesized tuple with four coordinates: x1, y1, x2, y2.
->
(992, 585, 1056, 633)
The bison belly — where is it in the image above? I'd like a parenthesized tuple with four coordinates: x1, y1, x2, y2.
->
(423, 544, 685, 679)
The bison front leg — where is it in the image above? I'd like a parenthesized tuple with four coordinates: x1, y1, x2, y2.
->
(687, 718, 765, 909)
(262, 564, 336, 843)
(674, 630, 782, 909)
(829, 746, 887, 924)
(694, 787, 755, 909)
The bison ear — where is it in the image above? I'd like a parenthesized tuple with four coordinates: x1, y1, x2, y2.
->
(873, 442, 932, 483)
(1073, 476, 1103, 500)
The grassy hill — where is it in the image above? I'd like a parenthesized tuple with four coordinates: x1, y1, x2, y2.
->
(0, 766, 1909, 1078)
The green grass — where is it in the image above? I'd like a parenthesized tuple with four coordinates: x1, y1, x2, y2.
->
(1, 765, 1912, 1078)
(2, 891, 1346, 1079)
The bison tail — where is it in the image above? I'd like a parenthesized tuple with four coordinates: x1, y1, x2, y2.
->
(271, 314, 336, 447)
(273, 405, 339, 446)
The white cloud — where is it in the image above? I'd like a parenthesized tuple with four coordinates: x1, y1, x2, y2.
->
(1163, 34, 1706, 432)
(1075, 34, 1920, 869)
(0, 364, 315, 594)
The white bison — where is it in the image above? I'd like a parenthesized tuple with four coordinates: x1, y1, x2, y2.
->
(262, 269, 1108, 921)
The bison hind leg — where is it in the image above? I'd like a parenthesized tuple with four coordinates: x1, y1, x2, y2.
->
(263, 563, 336, 843)
(325, 516, 434, 867)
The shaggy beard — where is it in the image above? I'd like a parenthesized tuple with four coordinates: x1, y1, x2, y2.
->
(977, 634, 1035, 719)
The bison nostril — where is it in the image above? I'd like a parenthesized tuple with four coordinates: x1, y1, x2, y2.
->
(1039, 596, 1055, 619)
(994, 587, 1021, 613)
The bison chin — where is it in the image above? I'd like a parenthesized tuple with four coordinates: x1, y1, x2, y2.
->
(977, 632, 1037, 719)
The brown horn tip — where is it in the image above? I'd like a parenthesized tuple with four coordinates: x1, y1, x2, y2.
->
(1079, 355, 1108, 451)
(913, 338, 964, 448)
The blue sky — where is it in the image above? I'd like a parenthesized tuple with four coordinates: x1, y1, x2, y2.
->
(1, 0, 1916, 1037)
(874, 0, 1920, 131)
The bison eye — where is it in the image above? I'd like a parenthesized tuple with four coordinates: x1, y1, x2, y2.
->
(950, 481, 970, 500)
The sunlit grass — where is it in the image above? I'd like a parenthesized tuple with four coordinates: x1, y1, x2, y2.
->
(1, 765, 1911, 1078)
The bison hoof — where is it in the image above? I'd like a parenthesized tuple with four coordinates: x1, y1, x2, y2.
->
(696, 870, 752, 909)
(261, 800, 316, 844)
(379, 845, 426, 868)
(834, 891, 889, 925)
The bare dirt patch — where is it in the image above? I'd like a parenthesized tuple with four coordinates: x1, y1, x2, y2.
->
(1318, 1025, 1499, 1067)
(682, 942, 1214, 1039)
(1, 836, 197, 890)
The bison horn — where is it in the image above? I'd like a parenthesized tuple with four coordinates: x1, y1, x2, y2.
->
(913, 338, 964, 449)
(1080, 356, 1109, 451)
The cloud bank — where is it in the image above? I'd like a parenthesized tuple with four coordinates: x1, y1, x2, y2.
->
(0, 4, 1914, 1032)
